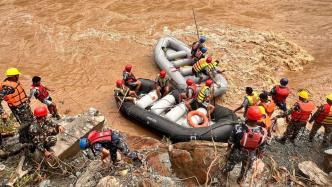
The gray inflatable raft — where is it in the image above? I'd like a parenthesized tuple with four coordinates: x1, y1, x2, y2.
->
(154, 36, 228, 96)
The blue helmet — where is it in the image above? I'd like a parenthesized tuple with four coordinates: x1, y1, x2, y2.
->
(79, 138, 89, 150)
(200, 47, 207, 53)
(280, 78, 288, 86)
(199, 36, 206, 43)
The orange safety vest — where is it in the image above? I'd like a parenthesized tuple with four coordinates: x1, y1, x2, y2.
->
(1, 80, 28, 107)
(259, 100, 276, 117)
(290, 101, 315, 122)
(315, 103, 332, 125)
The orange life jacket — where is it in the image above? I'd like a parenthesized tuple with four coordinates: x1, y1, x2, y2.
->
(315, 104, 332, 125)
(259, 100, 276, 117)
(31, 84, 49, 102)
(1, 80, 28, 107)
(272, 85, 289, 103)
(88, 130, 112, 145)
(290, 101, 315, 122)
(240, 125, 265, 150)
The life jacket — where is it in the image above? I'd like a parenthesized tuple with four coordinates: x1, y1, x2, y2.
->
(186, 84, 197, 99)
(88, 130, 112, 145)
(315, 103, 332, 125)
(191, 41, 200, 51)
(114, 86, 129, 97)
(272, 85, 289, 103)
(240, 125, 265, 150)
(259, 100, 275, 117)
(123, 71, 136, 83)
(197, 85, 210, 103)
(1, 80, 28, 107)
(207, 61, 218, 71)
(245, 92, 259, 107)
(290, 101, 315, 122)
(31, 84, 49, 102)
(193, 58, 208, 73)
(156, 75, 169, 87)
(194, 49, 204, 60)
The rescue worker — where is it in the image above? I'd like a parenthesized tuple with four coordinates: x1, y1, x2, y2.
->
(123, 64, 142, 93)
(79, 130, 142, 165)
(190, 79, 215, 118)
(222, 106, 267, 184)
(114, 80, 137, 103)
(192, 47, 207, 64)
(276, 90, 315, 144)
(29, 76, 60, 119)
(155, 70, 170, 98)
(0, 68, 34, 143)
(308, 93, 332, 147)
(191, 36, 206, 56)
(234, 87, 259, 117)
(29, 106, 64, 157)
(258, 92, 275, 117)
(204, 58, 224, 77)
(179, 79, 197, 111)
(270, 78, 290, 112)
(192, 56, 212, 84)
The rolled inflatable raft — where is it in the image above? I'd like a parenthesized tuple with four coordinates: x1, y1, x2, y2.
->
(154, 36, 228, 96)
(116, 79, 238, 142)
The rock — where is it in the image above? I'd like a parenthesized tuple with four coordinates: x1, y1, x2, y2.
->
(298, 161, 329, 186)
(138, 179, 160, 187)
(52, 113, 105, 159)
(76, 160, 102, 187)
(169, 141, 228, 185)
(88, 107, 99, 116)
(96, 176, 122, 187)
(39, 180, 51, 187)
(75, 171, 82, 177)
(146, 151, 172, 176)
(118, 169, 128, 176)
(323, 148, 332, 173)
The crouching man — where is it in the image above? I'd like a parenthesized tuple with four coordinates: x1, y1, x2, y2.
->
(29, 106, 64, 157)
(79, 130, 142, 165)
(222, 106, 267, 184)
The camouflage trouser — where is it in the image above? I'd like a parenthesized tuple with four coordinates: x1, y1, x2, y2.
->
(275, 101, 287, 112)
(44, 136, 57, 151)
(309, 123, 332, 146)
(109, 132, 138, 162)
(222, 148, 256, 182)
(280, 120, 306, 142)
(10, 102, 34, 143)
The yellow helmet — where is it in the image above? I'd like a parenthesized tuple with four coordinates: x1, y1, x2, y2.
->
(326, 93, 332, 101)
(6, 68, 21, 77)
(298, 90, 309, 100)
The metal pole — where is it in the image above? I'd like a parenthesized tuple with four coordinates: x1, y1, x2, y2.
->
(192, 8, 200, 40)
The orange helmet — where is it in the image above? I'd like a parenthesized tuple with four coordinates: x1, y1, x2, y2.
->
(124, 64, 132, 72)
(206, 56, 212, 63)
(160, 70, 166, 78)
(116, 80, 123, 87)
(205, 79, 213, 87)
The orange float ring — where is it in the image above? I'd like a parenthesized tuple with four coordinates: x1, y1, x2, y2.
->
(187, 111, 209, 128)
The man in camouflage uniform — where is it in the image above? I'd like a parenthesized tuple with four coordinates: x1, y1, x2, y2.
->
(29, 106, 64, 157)
(79, 130, 142, 165)
(0, 68, 34, 143)
(222, 106, 267, 184)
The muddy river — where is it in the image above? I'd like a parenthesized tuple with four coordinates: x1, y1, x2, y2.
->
(0, 0, 331, 137)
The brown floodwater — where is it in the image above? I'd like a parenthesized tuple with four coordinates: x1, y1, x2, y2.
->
(0, 0, 331, 137)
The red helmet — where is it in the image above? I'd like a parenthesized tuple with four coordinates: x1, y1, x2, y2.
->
(34, 106, 48, 117)
(116, 80, 123, 87)
(125, 64, 132, 72)
(246, 106, 263, 121)
(205, 79, 213, 87)
(160, 70, 166, 78)
(186, 78, 194, 86)
(206, 56, 212, 63)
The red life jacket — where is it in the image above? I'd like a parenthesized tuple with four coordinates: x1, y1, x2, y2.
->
(194, 50, 203, 59)
(272, 85, 289, 103)
(87, 130, 112, 145)
(186, 84, 197, 98)
(31, 84, 49, 102)
(315, 104, 332, 124)
(240, 125, 265, 150)
(123, 71, 136, 83)
(290, 101, 315, 122)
